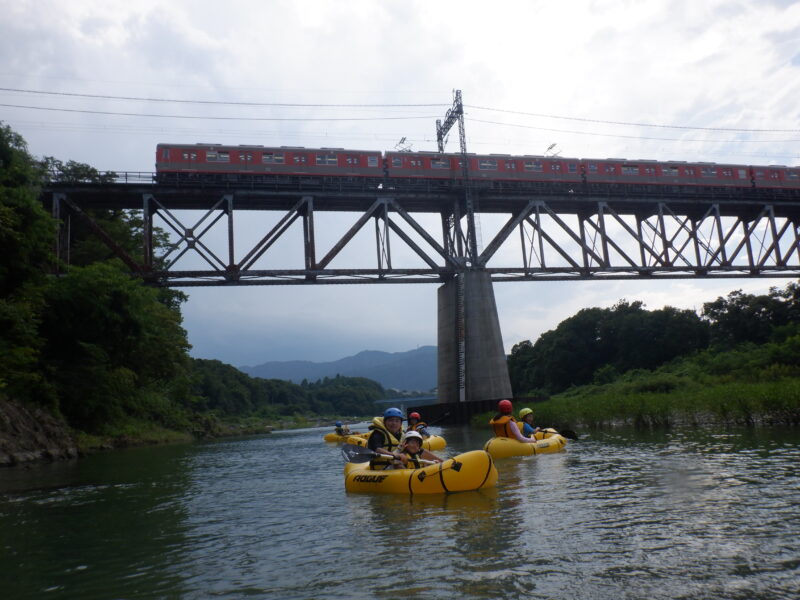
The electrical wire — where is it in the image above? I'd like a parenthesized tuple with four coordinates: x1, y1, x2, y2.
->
(466, 104, 800, 134)
(469, 118, 800, 144)
(0, 103, 438, 121)
(0, 87, 448, 108)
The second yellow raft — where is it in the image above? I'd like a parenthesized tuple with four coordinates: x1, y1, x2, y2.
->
(483, 430, 567, 459)
(344, 450, 497, 494)
(343, 433, 446, 451)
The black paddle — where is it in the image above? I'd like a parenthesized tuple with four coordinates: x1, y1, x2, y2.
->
(341, 443, 443, 467)
(532, 427, 578, 441)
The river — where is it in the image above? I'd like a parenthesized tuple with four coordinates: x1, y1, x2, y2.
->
(0, 424, 798, 599)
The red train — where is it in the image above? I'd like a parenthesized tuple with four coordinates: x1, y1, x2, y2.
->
(156, 143, 800, 190)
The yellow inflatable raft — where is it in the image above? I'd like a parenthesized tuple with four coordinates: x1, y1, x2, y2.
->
(343, 433, 446, 451)
(344, 450, 497, 495)
(323, 431, 367, 443)
(483, 430, 567, 459)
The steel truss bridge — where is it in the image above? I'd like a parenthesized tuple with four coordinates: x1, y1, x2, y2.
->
(46, 175, 800, 286)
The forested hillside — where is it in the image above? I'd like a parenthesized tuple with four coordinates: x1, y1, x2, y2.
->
(504, 285, 800, 429)
(0, 123, 385, 455)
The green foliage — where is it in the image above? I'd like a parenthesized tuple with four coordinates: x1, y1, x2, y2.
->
(189, 360, 385, 419)
(702, 285, 800, 346)
(38, 263, 191, 431)
(508, 300, 709, 394)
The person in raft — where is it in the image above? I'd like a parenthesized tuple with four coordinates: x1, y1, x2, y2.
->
(398, 430, 443, 468)
(518, 408, 540, 438)
(367, 407, 406, 469)
(489, 399, 540, 443)
(334, 420, 350, 436)
(405, 411, 432, 438)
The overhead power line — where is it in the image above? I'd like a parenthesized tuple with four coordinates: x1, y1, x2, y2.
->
(467, 105, 800, 134)
(0, 87, 447, 108)
(470, 118, 800, 144)
(0, 103, 438, 121)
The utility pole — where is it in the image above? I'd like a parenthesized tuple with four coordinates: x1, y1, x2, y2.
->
(436, 90, 477, 403)
(436, 90, 478, 265)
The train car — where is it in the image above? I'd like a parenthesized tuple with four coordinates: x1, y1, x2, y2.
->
(384, 150, 459, 180)
(156, 143, 383, 180)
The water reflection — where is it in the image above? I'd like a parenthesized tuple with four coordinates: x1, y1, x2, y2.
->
(1, 425, 798, 599)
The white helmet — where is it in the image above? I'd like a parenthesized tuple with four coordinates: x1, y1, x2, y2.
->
(402, 431, 424, 443)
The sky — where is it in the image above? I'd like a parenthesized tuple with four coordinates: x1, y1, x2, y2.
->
(3, 0, 800, 367)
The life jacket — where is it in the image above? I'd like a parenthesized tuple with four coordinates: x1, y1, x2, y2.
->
(368, 417, 403, 469)
(489, 414, 518, 438)
(335, 427, 346, 436)
(400, 448, 424, 469)
(517, 420, 536, 437)
(407, 421, 430, 438)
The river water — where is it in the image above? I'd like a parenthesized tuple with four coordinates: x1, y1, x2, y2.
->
(0, 424, 798, 600)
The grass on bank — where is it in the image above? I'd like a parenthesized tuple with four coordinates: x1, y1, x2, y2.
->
(474, 341, 800, 431)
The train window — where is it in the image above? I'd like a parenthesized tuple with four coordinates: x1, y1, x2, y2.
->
(551, 163, 562, 172)
(345, 156, 360, 165)
(701, 167, 716, 177)
(368, 156, 378, 167)
(788, 171, 799, 179)
(238, 152, 253, 162)
(162, 149, 170, 160)
(622, 165, 638, 175)
(662, 167, 678, 176)
(720, 168, 732, 177)
(770, 171, 780, 180)
(207, 151, 229, 162)
(316, 154, 338, 166)
(568, 163, 577, 173)
(181, 152, 198, 161)
(684, 167, 696, 176)
(524, 160, 543, 172)
(644, 167, 656, 175)
(737, 169, 747, 178)
(603, 165, 616, 174)
(587, 163, 597, 173)
(504, 160, 516, 170)
(293, 155, 308, 164)
(410, 159, 423, 167)
(431, 158, 450, 169)
(479, 159, 497, 170)
(392, 157, 402, 168)
(754, 170, 765, 179)
(262, 152, 285, 164)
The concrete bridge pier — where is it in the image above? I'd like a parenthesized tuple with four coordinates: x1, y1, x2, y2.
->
(437, 270, 512, 405)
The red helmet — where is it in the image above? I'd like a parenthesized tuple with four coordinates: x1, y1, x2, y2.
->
(409, 412, 421, 420)
(498, 399, 513, 414)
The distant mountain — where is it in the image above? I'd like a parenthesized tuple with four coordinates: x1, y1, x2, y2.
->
(240, 346, 437, 392)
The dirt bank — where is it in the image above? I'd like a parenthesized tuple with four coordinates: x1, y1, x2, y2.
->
(0, 397, 78, 467)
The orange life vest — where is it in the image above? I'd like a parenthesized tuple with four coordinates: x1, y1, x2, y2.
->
(489, 414, 518, 438)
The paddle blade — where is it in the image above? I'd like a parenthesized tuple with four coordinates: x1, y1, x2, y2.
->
(341, 443, 375, 463)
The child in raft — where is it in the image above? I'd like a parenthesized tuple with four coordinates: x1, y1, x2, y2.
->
(405, 411, 432, 438)
(518, 408, 541, 438)
(488, 399, 540, 444)
(396, 430, 443, 468)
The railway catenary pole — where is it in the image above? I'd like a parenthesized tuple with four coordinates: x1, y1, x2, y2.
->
(437, 90, 481, 403)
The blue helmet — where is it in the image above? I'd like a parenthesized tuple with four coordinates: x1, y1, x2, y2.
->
(383, 407, 403, 419)
(335, 421, 343, 427)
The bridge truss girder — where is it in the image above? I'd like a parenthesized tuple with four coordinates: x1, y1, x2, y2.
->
(49, 190, 800, 286)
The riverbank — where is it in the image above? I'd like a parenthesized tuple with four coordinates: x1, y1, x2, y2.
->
(474, 374, 800, 432)
(0, 398, 78, 467)
(0, 394, 372, 467)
